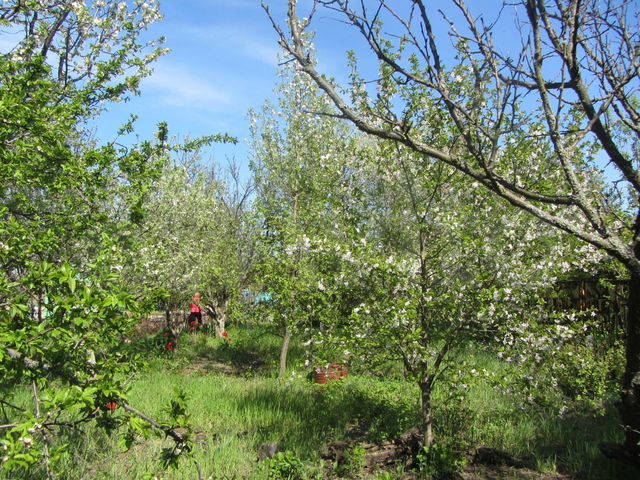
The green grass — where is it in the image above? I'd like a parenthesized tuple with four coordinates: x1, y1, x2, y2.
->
(434, 350, 637, 480)
(3, 326, 639, 479)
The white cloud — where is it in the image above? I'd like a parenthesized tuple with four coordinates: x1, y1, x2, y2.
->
(179, 24, 280, 67)
(144, 62, 234, 111)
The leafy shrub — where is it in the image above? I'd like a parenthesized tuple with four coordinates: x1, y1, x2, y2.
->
(267, 451, 305, 480)
(506, 321, 625, 416)
(433, 379, 475, 452)
(552, 338, 623, 411)
(417, 443, 466, 479)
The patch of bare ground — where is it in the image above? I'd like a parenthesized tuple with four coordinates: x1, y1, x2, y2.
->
(180, 353, 267, 377)
(132, 316, 166, 337)
(181, 359, 237, 376)
(321, 429, 571, 479)
(321, 427, 420, 478)
(460, 448, 571, 480)
(460, 464, 568, 480)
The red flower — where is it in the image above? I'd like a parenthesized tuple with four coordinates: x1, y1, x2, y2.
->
(166, 341, 175, 351)
(222, 331, 229, 338)
(105, 402, 118, 411)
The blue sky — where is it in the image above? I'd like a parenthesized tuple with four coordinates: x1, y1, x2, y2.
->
(96, 1, 504, 174)
(98, 0, 365, 173)
(99, 1, 285, 167)
(0, 0, 510, 176)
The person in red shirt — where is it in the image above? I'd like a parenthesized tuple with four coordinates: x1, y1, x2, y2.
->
(189, 292, 203, 327)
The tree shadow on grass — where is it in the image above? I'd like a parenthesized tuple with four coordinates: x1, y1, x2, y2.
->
(521, 403, 640, 480)
(176, 329, 306, 378)
(233, 377, 421, 459)
(185, 338, 266, 376)
(231, 377, 640, 479)
(467, 394, 640, 480)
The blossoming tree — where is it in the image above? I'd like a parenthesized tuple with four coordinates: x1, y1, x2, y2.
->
(250, 59, 355, 379)
(309, 137, 578, 448)
(266, 0, 640, 460)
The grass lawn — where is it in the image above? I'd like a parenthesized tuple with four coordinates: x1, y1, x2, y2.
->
(4, 325, 639, 479)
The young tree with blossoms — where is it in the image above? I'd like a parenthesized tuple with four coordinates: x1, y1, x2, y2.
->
(121, 137, 253, 337)
(196, 160, 258, 335)
(250, 59, 354, 379)
(266, 0, 640, 460)
(310, 137, 579, 448)
(123, 152, 221, 320)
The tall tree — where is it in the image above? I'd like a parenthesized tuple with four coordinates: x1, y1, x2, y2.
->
(266, 0, 640, 460)
(124, 151, 222, 321)
(123, 141, 250, 336)
(199, 159, 257, 335)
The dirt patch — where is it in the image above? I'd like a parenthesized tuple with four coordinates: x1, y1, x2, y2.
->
(461, 448, 571, 480)
(182, 359, 236, 376)
(132, 317, 166, 337)
(321, 433, 572, 479)
(461, 464, 569, 480)
(320, 427, 421, 477)
(181, 355, 267, 377)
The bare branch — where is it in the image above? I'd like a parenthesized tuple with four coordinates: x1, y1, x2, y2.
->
(265, 0, 640, 275)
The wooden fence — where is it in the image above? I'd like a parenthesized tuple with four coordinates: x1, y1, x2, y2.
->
(136, 310, 209, 336)
(550, 279, 628, 336)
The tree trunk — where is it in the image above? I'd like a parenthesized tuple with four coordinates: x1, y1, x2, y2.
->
(279, 193, 299, 381)
(279, 326, 292, 380)
(214, 307, 225, 336)
(214, 296, 229, 337)
(419, 380, 435, 449)
(621, 270, 640, 459)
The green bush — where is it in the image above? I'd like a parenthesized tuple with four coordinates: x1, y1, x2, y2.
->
(267, 451, 306, 480)
(417, 443, 466, 479)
